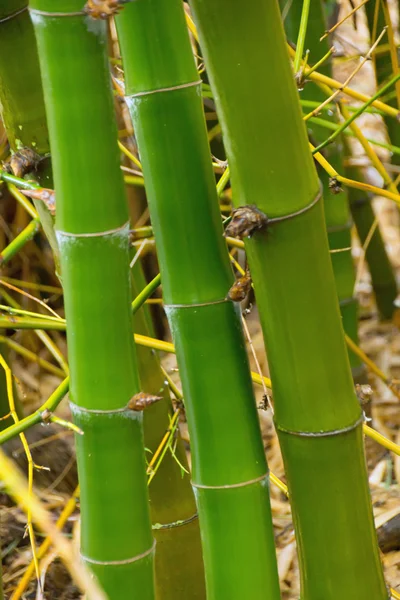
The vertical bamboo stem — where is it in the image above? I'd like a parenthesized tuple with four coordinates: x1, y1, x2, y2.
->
(188, 0, 388, 597)
(116, 1, 281, 598)
(31, 2, 155, 597)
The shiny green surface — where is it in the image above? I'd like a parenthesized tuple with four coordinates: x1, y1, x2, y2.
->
(195, 482, 281, 600)
(279, 427, 384, 599)
(0, 1, 58, 266)
(126, 88, 232, 304)
(58, 233, 140, 412)
(117, 0, 280, 597)
(32, 4, 155, 598)
(189, 0, 388, 597)
(167, 303, 266, 485)
(30, 12, 125, 234)
(246, 207, 358, 432)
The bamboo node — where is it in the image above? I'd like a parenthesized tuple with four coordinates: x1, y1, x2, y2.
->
(192, 472, 268, 490)
(225, 181, 323, 239)
(127, 79, 202, 99)
(128, 392, 163, 412)
(152, 513, 198, 530)
(56, 220, 129, 238)
(165, 298, 228, 309)
(0, 5, 28, 23)
(69, 400, 129, 415)
(276, 413, 364, 437)
(339, 296, 357, 307)
(29, 8, 86, 17)
(82, 539, 156, 566)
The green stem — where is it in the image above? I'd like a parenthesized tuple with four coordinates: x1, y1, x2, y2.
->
(0, 377, 69, 444)
(189, 0, 388, 597)
(312, 72, 400, 154)
(293, 0, 311, 74)
(116, 1, 280, 598)
(31, 2, 155, 597)
(0, 218, 40, 265)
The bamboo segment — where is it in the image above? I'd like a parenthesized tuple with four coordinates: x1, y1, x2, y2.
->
(280, 0, 365, 380)
(117, 1, 281, 598)
(188, 0, 388, 597)
(30, 3, 155, 598)
(0, 1, 59, 269)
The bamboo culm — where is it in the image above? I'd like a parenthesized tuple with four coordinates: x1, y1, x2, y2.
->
(31, 2, 155, 597)
(188, 0, 388, 597)
(116, 1, 281, 598)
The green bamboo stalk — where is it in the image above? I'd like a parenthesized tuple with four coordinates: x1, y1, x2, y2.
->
(188, 0, 388, 598)
(30, 2, 155, 597)
(116, 2, 281, 599)
(0, 1, 59, 270)
(281, 0, 365, 379)
(130, 260, 206, 600)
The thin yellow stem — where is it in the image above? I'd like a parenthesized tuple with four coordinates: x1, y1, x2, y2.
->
(118, 140, 142, 170)
(381, 0, 400, 108)
(10, 486, 80, 600)
(0, 354, 40, 587)
(0, 450, 106, 599)
(320, 0, 370, 41)
(286, 43, 399, 118)
(304, 28, 387, 122)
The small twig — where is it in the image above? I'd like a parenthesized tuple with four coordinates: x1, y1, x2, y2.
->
(320, 0, 369, 41)
(304, 27, 387, 122)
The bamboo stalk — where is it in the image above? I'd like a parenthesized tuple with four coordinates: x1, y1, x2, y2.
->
(281, 0, 365, 380)
(116, 2, 281, 598)
(188, 0, 388, 597)
(30, 2, 155, 597)
(0, 1, 59, 270)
